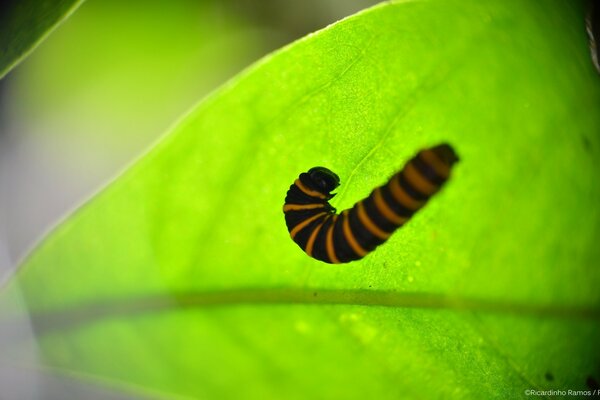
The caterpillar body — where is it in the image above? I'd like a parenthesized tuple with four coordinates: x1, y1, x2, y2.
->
(282, 143, 459, 263)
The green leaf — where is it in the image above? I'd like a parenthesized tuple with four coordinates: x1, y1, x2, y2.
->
(0, 0, 85, 79)
(2, 0, 599, 399)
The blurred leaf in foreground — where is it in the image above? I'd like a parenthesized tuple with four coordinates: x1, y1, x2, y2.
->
(1, 0, 599, 399)
(0, 0, 84, 79)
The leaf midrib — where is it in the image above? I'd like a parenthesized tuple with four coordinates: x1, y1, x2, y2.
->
(18, 288, 600, 336)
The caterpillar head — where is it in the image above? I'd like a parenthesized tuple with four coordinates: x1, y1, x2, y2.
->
(308, 167, 340, 195)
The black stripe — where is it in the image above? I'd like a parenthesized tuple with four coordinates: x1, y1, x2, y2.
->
(311, 215, 335, 263)
(348, 203, 385, 251)
(397, 171, 429, 201)
(332, 214, 361, 263)
(413, 153, 445, 186)
(285, 208, 330, 232)
(363, 193, 396, 233)
(291, 214, 328, 251)
(380, 182, 417, 218)
(285, 184, 328, 205)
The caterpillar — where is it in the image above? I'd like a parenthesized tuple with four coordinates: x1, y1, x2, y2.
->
(282, 143, 459, 263)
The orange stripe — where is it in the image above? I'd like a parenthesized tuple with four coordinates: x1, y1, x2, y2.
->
(283, 203, 325, 212)
(373, 187, 407, 225)
(290, 212, 327, 239)
(389, 176, 423, 210)
(305, 216, 327, 256)
(420, 149, 450, 178)
(295, 179, 327, 199)
(403, 163, 437, 196)
(325, 215, 340, 263)
(357, 202, 390, 240)
(342, 210, 368, 257)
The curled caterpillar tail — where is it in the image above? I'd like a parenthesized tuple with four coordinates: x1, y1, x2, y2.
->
(282, 143, 459, 263)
